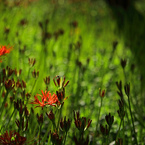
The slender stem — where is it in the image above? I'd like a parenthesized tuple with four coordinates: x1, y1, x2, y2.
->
(39, 125, 42, 145)
(128, 95, 138, 145)
(106, 126, 111, 145)
(18, 115, 23, 133)
(123, 117, 125, 145)
(27, 67, 32, 80)
(0, 91, 9, 120)
(95, 97, 103, 134)
(116, 119, 123, 142)
(31, 79, 37, 94)
(56, 107, 62, 132)
(6, 109, 15, 128)
(63, 131, 68, 145)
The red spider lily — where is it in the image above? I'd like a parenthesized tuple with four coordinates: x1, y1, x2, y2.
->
(30, 90, 59, 108)
(0, 130, 26, 145)
(0, 46, 12, 62)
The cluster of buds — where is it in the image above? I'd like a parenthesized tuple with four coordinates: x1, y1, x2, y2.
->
(46, 110, 55, 121)
(105, 113, 114, 128)
(100, 124, 109, 136)
(73, 135, 89, 145)
(74, 111, 92, 132)
(3, 66, 14, 78)
(0, 130, 27, 145)
(53, 76, 69, 91)
(28, 58, 36, 67)
(50, 130, 63, 145)
(4, 79, 15, 91)
(32, 69, 39, 79)
(16, 79, 26, 90)
(37, 113, 43, 124)
(100, 113, 114, 136)
(14, 68, 22, 77)
(14, 99, 29, 118)
(60, 116, 71, 133)
(44, 76, 50, 86)
(15, 117, 28, 132)
(53, 76, 69, 103)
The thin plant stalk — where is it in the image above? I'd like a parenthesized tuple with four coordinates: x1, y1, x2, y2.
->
(127, 95, 138, 145)
(56, 107, 62, 132)
(31, 79, 37, 94)
(39, 124, 42, 145)
(95, 97, 103, 134)
(116, 119, 123, 142)
(0, 91, 9, 120)
(63, 131, 68, 145)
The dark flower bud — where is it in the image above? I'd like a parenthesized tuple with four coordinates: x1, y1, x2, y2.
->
(32, 69, 39, 78)
(74, 111, 92, 132)
(28, 58, 36, 67)
(60, 116, 71, 132)
(100, 124, 109, 136)
(105, 113, 114, 127)
(22, 80, 26, 88)
(5, 79, 15, 91)
(44, 76, 50, 85)
(99, 88, 105, 98)
(116, 81, 122, 91)
(51, 130, 63, 145)
(37, 113, 43, 124)
(46, 110, 55, 121)
(121, 59, 127, 69)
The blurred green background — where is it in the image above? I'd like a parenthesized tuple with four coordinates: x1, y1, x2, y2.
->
(0, 0, 145, 143)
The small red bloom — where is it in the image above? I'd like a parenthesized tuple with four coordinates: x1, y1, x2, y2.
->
(0, 46, 12, 62)
(30, 90, 59, 108)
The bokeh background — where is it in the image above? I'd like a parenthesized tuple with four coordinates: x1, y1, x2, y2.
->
(0, 0, 145, 144)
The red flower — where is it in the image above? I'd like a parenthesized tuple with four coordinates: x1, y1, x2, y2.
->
(0, 130, 26, 145)
(0, 46, 12, 62)
(30, 90, 59, 108)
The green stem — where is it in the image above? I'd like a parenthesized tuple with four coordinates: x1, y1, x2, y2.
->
(116, 119, 123, 142)
(18, 115, 23, 133)
(106, 126, 111, 145)
(122, 117, 125, 145)
(56, 107, 62, 132)
(31, 79, 37, 94)
(27, 67, 32, 80)
(128, 95, 138, 145)
(6, 109, 15, 128)
(95, 97, 103, 135)
(0, 91, 9, 120)
(39, 125, 42, 145)
(63, 131, 68, 145)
